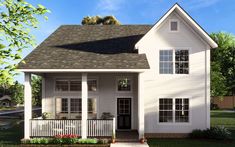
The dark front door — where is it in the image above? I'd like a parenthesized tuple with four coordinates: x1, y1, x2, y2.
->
(117, 98, 131, 129)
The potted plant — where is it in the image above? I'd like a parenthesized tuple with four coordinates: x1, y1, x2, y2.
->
(140, 135, 145, 143)
(111, 132, 116, 143)
(42, 112, 51, 119)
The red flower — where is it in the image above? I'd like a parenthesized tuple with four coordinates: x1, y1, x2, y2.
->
(54, 134, 80, 139)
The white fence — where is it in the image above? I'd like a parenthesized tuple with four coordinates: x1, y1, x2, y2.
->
(87, 118, 115, 137)
(30, 118, 115, 137)
(30, 119, 82, 137)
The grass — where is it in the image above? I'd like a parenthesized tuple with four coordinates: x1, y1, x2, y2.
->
(0, 122, 23, 146)
(148, 110, 235, 147)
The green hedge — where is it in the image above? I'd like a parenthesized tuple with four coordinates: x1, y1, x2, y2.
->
(190, 126, 232, 140)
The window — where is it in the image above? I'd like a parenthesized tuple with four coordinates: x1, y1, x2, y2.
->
(70, 80, 81, 91)
(175, 50, 189, 74)
(117, 78, 131, 91)
(56, 80, 69, 91)
(159, 98, 190, 123)
(55, 79, 98, 92)
(70, 99, 81, 113)
(61, 98, 68, 113)
(56, 97, 97, 119)
(170, 20, 178, 31)
(160, 50, 173, 74)
(88, 80, 97, 92)
(175, 98, 189, 122)
(159, 49, 189, 74)
(159, 98, 173, 122)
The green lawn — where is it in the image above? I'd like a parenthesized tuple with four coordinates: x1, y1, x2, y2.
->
(0, 122, 23, 146)
(148, 110, 235, 147)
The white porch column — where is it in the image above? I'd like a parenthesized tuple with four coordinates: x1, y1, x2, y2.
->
(81, 73, 88, 139)
(138, 73, 145, 139)
(41, 76, 45, 113)
(24, 73, 32, 139)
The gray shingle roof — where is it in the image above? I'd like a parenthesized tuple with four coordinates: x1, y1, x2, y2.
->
(17, 25, 151, 69)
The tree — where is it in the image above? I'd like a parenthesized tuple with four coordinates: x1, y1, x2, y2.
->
(0, 75, 42, 106)
(31, 75, 42, 106)
(81, 15, 120, 25)
(210, 32, 235, 96)
(0, 0, 50, 85)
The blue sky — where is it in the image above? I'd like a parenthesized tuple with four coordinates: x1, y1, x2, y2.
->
(16, 0, 235, 83)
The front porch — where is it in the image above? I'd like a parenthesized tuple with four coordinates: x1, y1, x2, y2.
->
(23, 72, 145, 139)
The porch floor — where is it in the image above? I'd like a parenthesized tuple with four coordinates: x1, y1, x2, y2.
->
(116, 130, 139, 142)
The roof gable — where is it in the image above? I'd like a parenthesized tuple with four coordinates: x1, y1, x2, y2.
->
(135, 3, 218, 49)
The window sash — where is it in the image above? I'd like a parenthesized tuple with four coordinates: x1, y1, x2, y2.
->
(159, 49, 189, 74)
(159, 98, 190, 123)
(55, 79, 98, 92)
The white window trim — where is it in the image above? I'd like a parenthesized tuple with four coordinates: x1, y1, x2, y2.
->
(157, 96, 192, 126)
(54, 96, 99, 119)
(116, 76, 133, 93)
(169, 19, 179, 32)
(159, 48, 190, 75)
(54, 78, 99, 93)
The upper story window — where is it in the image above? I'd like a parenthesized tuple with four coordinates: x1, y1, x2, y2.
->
(55, 79, 98, 92)
(159, 49, 189, 74)
(117, 77, 131, 92)
(160, 50, 173, 74)
(170, 20, 179, 31)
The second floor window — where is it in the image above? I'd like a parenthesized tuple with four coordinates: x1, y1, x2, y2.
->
(159, 49, 189, 74)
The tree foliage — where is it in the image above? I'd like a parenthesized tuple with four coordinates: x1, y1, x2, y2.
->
(210, 32, 235, 96)
(0, 0, 50, 85)
(0, 75, 42, 106)
(81, 15, 120, 25)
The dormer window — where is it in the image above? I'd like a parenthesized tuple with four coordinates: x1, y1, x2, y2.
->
(170, 20, 179, 32)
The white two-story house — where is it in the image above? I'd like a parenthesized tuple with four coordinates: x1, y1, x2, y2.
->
(18, 3, 218, 140)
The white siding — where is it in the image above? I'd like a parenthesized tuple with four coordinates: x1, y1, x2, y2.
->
(138, 11, 210, 133)
(42, 73, 139, 130)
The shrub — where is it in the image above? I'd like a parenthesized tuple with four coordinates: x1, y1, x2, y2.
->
(190, 129, 205, 138)
(29, 138, 51, 144)
(78, 138, 98, 144)
(190, 126, 231, 140)
(53, 134, 79, 144)
(98, 138, 109, 144)
(205, 126, 231, 140)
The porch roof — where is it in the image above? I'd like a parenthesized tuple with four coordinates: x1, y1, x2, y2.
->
(17, 25, 151, 70)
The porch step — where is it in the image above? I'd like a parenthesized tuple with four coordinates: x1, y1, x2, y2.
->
(116, 138, 139, 142)
(111, 142, 149, 147)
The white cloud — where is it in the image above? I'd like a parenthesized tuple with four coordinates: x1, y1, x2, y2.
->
(96, 0, 125, 13)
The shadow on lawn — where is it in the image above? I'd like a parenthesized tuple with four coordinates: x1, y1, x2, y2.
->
(0, 122, 23, 145)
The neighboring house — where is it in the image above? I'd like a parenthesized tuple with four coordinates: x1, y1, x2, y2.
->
(18, 3, 218, 139)
(0, 95, 12, 107)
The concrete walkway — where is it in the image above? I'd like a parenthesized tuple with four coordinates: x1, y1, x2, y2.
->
(111, 142, 149, 147)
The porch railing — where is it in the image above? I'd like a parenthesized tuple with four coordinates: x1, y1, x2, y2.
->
(87, 118, 115, 137)
(30, 119, 82, 137)
(30, 118, 115, 137)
